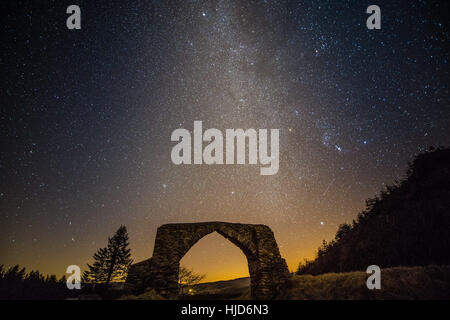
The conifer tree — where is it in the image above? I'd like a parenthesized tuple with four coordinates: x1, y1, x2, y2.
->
(83, 225, 132, 285)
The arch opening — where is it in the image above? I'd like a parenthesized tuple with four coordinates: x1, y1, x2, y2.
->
(180, 231, 251, 282)
(179, 232, 250, 298)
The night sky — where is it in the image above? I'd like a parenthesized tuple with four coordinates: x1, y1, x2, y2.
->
(1, 0, 449, 282)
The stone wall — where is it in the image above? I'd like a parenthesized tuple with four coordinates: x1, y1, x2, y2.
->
(125, 257, 153, 293)
(126, 222, 290, 299)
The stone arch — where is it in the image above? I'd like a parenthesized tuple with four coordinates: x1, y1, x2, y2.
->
(141, 222, 289, 299)
(179, 230, 250, 283)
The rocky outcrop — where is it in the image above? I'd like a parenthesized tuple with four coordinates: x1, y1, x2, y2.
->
(126, 222, 290, 299)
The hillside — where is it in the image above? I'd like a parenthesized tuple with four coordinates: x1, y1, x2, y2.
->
(289, 265, 450, 300)
(120, 265, 450, 300)
(298, 147, 450, 275)
(183, 277, 251, 300)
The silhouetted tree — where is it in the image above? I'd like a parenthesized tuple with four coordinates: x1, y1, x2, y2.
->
(83, 247, 109, 284)
(0, 265, 69, 299)
(178, 266, 206, 296)
(83, 225, 133, 285)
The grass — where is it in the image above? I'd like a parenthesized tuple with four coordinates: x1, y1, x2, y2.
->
(118, 289, 166, 300)
(119, 265, 450, 300)
(287, 265, 450, 300)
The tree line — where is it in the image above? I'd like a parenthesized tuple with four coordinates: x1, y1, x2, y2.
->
(297, 147, 450, 275)
(0, 265, 73, 300)
(2, 225, 205, 299)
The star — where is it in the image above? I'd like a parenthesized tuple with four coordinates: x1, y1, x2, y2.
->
(1, 0, 447, 282)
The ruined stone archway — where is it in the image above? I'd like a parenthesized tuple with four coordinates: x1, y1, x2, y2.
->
(129, 222, 290, 300)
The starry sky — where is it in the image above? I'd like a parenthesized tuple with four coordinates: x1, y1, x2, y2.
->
(1, 0, 449, 282)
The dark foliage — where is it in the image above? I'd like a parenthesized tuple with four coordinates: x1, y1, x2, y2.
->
(0, 264, 75, 300)
(1, 225, 133, 299)
(298, 147, 450, 275)
(83, 225, 133, 284)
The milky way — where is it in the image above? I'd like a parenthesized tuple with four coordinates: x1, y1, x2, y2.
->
(1, 0, 449, 281)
